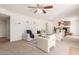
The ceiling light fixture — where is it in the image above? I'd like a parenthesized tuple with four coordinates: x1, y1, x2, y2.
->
(37, 8, 43, 13)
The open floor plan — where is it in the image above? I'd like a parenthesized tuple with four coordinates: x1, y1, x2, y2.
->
(0, 4, 79, 55)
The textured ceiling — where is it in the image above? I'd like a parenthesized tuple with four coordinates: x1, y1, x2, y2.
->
(0, 4, 79, 21)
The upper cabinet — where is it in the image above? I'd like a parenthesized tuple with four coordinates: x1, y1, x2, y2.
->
(58, 20, 71, 27)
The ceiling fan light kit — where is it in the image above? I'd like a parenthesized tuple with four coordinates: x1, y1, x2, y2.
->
(37, 9, 43, 13)
(35, 8, 43, 13)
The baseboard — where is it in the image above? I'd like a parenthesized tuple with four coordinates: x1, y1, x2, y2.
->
(10, 39, 22, 42)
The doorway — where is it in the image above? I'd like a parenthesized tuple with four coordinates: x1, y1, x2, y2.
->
(0, 13, 10, 43)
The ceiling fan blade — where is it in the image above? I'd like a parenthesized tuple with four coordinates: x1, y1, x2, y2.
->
(43, 6, 53, 9)
(42, 9, 46, 13)
(28, 6, 36, 8)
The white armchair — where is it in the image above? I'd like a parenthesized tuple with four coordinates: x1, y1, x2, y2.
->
(37, 34, 56, 53)
(22, 30, 35, 41)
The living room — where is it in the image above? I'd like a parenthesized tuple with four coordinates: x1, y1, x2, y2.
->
(0, 4, 79, 55)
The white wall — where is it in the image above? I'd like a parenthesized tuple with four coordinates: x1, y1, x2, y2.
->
(0, 20, 6, 37)
(5, 17, 10, 39)
(70, 19, 79, 35)
(0, 18, 10, 38)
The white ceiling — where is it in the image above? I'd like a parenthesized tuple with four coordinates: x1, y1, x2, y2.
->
(0, 4, 79, 21)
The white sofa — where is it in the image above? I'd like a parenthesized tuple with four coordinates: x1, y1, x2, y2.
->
(37, 34, 56, 53)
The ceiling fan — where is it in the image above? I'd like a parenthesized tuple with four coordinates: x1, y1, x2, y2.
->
(28, 4, 53, 14)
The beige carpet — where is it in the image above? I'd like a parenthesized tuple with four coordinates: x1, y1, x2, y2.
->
(69, 47, 79, 55)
